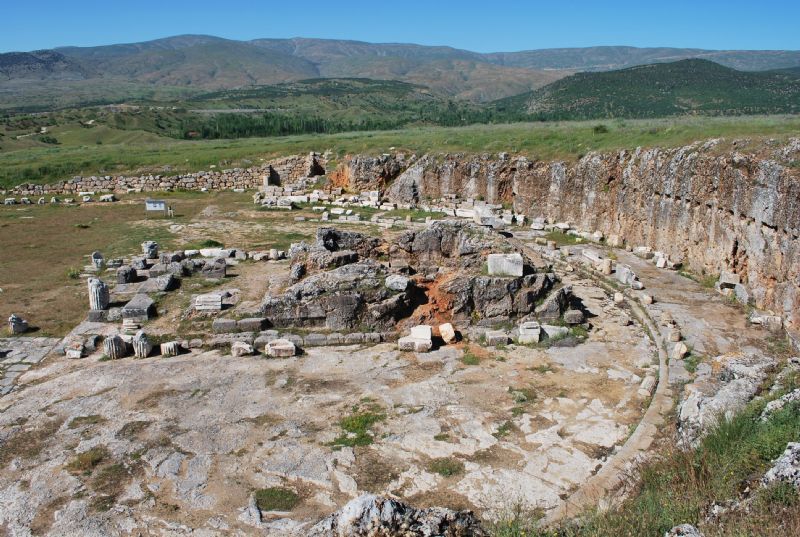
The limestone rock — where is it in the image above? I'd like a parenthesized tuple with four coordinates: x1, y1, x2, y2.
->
(122, 294, 155, 322)
(141, 241, 159, 260)
(563, 309, 584, 324)
(487, 253, 523, 277)
(231, 341, 255, 357)
(762, 442, 800, 489)
(665, 524, 704, 537)
(760, 389, 800, 422)
(385, 274, 410, 292)
(673, 342, 689, 360)
(201, 257, 227, 279)
(307, 494, 485, 537)
(542, 325, 569, 339)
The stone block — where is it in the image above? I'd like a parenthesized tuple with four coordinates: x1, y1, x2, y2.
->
(673, 342, 689, 359)
(266, 338, 296, 357)
(87, 310, 108, 322)
(485, 330, 509, 346)
(398, 336, 433, 352)
(344, 332, 365, 344)
(734, 284, 750, 305)
(410, 325, 432, 340)
(200, 257, 227, 279)
(439, 323, 456, 344)
(237, 318, 267, 332)
(541, 325, 569, 339)
(563, 310, 584, 324)
(487, 253, 524, 277)
(121, 294, 155, 322)
(302, 333, 328, 347)
(718, 270, 740, 289)
(195, 293, 223, 311)
(212, 318, 238, 334)
(518, 321, 541, 344)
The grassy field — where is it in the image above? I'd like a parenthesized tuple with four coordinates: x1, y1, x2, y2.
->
(2, 115, 799, 188)
(0, 190, 413, 336)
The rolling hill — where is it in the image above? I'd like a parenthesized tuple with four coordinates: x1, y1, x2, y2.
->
(494, 59, 800, 119)
(3, 35, 800, 111)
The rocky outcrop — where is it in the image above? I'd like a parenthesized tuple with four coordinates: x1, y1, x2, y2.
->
(262, 260, 414, 330)
(334, 141, 800, 325)
(678, 352, 775, 446)
(390, 220, 515, 272)
(307, 494, 485, 537)
(763, 442, 800, 489)
(264, 222, 559, 330)
(329, 154, 404, 193)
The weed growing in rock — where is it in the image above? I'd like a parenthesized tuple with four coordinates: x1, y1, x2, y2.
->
(254, 487, 299, 512)
(330, 401, 386, 448)
(67, 446, 108, 474)
(428, 457, 465, 477)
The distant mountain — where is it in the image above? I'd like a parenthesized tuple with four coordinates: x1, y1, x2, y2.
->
(494, 59, 800, 119)
(485, 46, 800, 72)
(48, 35, 562, 102)
(0, 50, 90, 80)
(1, 35, 799, 111)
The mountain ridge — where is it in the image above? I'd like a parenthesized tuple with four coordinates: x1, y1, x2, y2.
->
(2, 35, 799, 108)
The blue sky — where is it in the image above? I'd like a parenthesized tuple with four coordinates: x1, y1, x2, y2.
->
(3, 0, 798, 53)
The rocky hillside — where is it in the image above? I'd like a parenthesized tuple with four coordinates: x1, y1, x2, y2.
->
(331, 140, 800, 327)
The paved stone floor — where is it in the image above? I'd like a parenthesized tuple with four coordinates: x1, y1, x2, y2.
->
(0, 337, 60, 395)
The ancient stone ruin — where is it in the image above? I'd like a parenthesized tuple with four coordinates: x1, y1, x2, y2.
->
(1, 139, 799, 536)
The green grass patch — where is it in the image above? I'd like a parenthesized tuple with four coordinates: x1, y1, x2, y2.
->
(428, 457, 465, 477)
(254, 487, 299, 512)
(544, 230, 582, 246)
(67, 446, 108, 475)
(330, 402, 386, 448)
(462, 347, 481, 366)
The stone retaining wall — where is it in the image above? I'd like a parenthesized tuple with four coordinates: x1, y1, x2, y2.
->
(9, 153, 324, 196)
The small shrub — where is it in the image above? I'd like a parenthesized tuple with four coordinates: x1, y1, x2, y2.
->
(66, 267, 81, 279)
(67, 446, 108, 474)
(593, 124, 609, 134)
(428, 457, 465, 477)
(254, 487, 299, 511)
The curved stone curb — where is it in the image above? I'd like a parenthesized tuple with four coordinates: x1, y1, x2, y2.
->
(513, 240, 672, 524)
